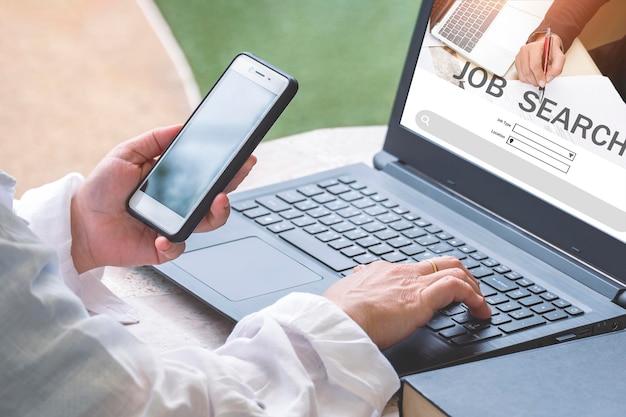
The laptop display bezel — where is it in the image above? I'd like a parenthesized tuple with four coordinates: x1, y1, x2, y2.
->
(382, 0, 625, 284)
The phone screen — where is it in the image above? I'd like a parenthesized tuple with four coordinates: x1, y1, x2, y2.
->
(140, 69, 277, 218)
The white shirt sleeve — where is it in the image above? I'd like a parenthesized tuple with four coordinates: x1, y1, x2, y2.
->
(14, 173, 139, 324)
(0, 173, 400, 417)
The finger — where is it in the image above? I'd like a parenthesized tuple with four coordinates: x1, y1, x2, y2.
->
(224, 155, 257, 194)
(194, 192, 231, 233)
(546, 48, 565, 83)
(529, 42, 548, 87)
(421, 275, 491, 320)
(420, 256, 479, 286)
(115, 125, 183, 165)
(155, 236, 186, 262)
(418, 265, 483, 297)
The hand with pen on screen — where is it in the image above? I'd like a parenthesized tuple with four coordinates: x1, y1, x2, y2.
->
(514, 28, 566, 97)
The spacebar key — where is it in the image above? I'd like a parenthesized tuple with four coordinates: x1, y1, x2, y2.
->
(279, 229, 358, 272)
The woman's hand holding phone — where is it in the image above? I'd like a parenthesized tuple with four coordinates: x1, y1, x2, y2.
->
(127, 53, 298, 242)
(70, 125, 257, 274)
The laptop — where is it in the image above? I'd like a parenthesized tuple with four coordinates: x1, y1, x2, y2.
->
(154, 0, 626, 376)
(429, 0, 549, 76)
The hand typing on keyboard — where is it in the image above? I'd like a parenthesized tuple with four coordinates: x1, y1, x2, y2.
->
(323, 256, 491, 351)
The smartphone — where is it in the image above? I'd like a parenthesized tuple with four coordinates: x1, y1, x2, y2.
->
(127, 52, 298, 242)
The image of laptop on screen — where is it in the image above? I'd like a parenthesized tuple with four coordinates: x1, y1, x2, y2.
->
(154, 0, 626, 376)
(429, 0, 551, 76)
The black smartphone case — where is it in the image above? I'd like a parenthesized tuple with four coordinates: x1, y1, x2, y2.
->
(127, 52, 298, 242)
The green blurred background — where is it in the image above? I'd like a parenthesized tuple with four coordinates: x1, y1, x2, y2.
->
(154, 0, 422, 140)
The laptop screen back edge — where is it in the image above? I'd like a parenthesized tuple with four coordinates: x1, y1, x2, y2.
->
(382, 0, 626, 283)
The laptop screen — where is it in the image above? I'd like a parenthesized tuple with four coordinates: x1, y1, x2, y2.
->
(384, 0, 625, 280)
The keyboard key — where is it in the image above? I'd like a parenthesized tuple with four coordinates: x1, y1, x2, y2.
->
(279, 229, 357, 272)
(362, 221, 386, 233)
(295, 200, 318, 211)
(232, 200, 258, 212)
(340, 191, 363, 202)
(382, 252, 407, 263)
(451, 327, 502, 345)
(356, 236, 380, 248)
(482, 276, 518, 292)
(439, 325, 467, 339)
(553, 299, 571, 308)
(243, 207, 271, 219)
(389, 220, 414, 232)
(369, 243, 394, 256)
(292, 216, 316, 228)
(482, 258, 499, 267)
(452, 312, 474, 324)
(427, 315, 455, 331)
(374, 229, 399, 240)
(316, 231, 341, 243)
(469, 266, 493, 279)
(416, 235, 439, 246)
(313, 193, 336, 204)
(280, 209, 303, 220)
(387, 236, 412, 248)
(528, 285, 546, 294)
(296, 185, 323, 197)
(516, 278, 535, 287)
(337, 207, 361, 218)
(400, 244, 425, 256)
(491, 314, 512, 325)
(304, 224, 327, 234)
(499, 316, 546, 334)
(402, 228, 427, 239)
(497, 302, 521, 313)
(485, 294, 509, 305)
(278, 190, 307, 203)
(256, 196, 291, 212)
(440, 303, 466, 316)
(318, 179, 339, 188)
(507, 289, 531, 300)
(541, 292, 559, 301)
(544, 310, 568, 321)
(331, 222, 355, 233)
(565, 306, 584, 316)
(505, 271, 523, 280)
(268, 222, 294, 233)
(364, 206, 387, 216)
(354, 253, 378, 264)
(341, 246, 366, 258)
(328, 238, 353, 250)
(519, 295, 543, 307)
(428, 243, 453, 254)
(327, 184, 351, 195)
(509, 309, 534, 320)
(531, 303, 556, 314)
(255, 214, 283, 226)
(470, 251, 488, 260)
(325, 200, 349, 211)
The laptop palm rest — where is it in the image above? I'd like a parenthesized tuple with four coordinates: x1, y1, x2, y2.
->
(172, 236, 322, 301)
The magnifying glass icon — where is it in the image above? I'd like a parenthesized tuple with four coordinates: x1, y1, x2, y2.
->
(420, 114, 430, 127)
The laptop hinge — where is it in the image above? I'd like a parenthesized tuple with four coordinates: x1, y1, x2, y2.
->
(615, 290, 626, 309)
(373, 150, 399, 171)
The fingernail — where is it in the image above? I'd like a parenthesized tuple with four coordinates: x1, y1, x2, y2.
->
(547, 75, 554, 83)
(539, 80, 546, 88)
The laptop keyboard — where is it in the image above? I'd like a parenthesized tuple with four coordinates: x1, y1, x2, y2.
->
(232, 174, 584, 346)
(437, 0, 505, 53)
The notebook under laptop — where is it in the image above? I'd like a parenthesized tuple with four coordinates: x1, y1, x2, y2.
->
(429, 0, 549, 77)
(154, 0, 626, 376)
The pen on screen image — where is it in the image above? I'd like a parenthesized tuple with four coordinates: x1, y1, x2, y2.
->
(539, 27, 553, 102)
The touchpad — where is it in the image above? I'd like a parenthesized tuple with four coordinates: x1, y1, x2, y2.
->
(172, 236, 322, 301)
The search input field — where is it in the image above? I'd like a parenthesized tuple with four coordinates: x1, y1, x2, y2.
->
(415, 110, 625, 232)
